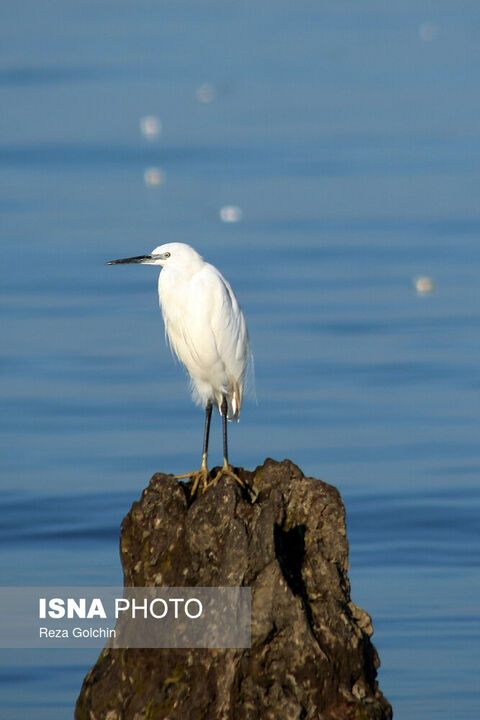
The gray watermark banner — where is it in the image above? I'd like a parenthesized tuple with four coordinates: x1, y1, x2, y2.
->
(0, 587, 251, 648)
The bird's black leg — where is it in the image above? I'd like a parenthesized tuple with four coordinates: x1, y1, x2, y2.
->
(175, 402, 212, 489)
(221, 395, 229, 468)
(184, 403, 213, 495)
(201, 402, 213, 471)
(214, 394, 245, 489)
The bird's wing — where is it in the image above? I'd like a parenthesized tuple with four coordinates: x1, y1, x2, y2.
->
(170, 264, 249, 417)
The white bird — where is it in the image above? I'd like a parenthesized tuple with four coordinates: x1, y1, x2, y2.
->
(107, 242, 252, 492)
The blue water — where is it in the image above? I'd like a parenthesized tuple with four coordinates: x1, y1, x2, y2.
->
(1, 1, 480, 717)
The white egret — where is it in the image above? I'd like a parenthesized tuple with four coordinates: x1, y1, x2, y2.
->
(107, 243, 252, 493)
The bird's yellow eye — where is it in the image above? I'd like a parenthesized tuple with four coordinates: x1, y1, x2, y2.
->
(164, 252, 171, 258)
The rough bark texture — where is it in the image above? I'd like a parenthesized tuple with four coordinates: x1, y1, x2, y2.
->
(76, 458, 392, 720)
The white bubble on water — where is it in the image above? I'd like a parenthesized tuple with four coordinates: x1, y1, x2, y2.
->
(414, 276, 434, 295)
(140, 115, 162, 140)
(144, 167, 165, 187)
(219, 205, 242, 223)
(196, 83, 216, 104)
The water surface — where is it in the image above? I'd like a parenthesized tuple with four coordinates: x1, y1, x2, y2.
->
(1, 1, 480, 717)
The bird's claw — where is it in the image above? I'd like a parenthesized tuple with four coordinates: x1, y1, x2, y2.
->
(176, 463, 248, 498)
(175, 468, 211, 497)
(212, 463, 246, 489)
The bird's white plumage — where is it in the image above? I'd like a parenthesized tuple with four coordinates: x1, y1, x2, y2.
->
(150, 243, 250, 420)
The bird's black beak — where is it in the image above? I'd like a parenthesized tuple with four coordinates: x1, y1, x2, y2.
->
(106, 255, 152, 265)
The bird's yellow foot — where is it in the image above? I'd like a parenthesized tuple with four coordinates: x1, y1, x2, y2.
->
(212, 461, 246, 489)
(175, 459, 246, 496)
(175, 462, 211, 496)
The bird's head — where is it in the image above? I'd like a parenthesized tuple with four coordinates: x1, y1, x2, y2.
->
(107, 242, 202, 268)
